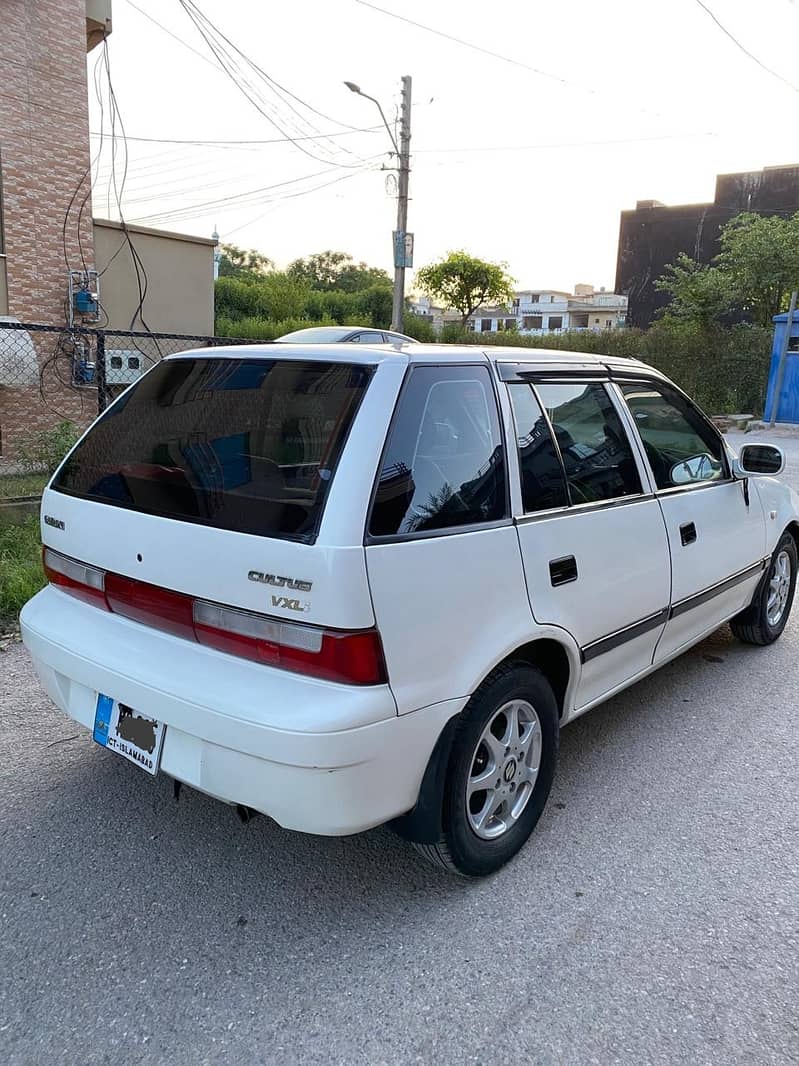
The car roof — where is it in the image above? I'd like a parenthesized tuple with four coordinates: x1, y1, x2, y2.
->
(276, 326, 356, 339)
(167, 341, 656, 376)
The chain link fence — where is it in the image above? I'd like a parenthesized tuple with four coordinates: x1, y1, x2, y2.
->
(0, 321, 259, 499)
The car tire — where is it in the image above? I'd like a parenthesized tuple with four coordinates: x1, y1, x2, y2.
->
(413, 663, 559, 877)
(731, 531, 797, 646)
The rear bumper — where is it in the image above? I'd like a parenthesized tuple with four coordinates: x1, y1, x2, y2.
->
(21, 587, 461, 835)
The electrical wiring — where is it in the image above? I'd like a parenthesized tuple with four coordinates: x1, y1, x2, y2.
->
(352, 0, 685, 124)
(130, 159, 383, 227)
(98, 37, 162, 357)
(199, 166, 382, 238)
(175, 0, 367, 135)
(75, 47, 113, 277)
(692, 0, 799, 93)
(412, 131, 719, 154)
(177, 0, 374, 168)
(89, 126, 384, 148)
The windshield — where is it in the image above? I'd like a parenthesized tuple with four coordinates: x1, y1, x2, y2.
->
(51, 358, 372, 541)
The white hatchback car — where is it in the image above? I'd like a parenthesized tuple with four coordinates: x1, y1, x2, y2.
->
(21, 344, 798, 876)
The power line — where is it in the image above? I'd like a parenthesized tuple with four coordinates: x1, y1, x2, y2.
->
(89, 126, 383, 148)
(130, 160, 382, 226)
(222, 168, 380, 236)
(122, 0, 219, 68)
(354, 0, 592, 92)
(177, 0, 369, 168)
(413, 131, 718, 154)
(178, 0, 369, 160)
(692, 0, 799, 93)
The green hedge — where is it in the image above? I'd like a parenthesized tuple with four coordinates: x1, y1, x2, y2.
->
(447, 321, 771, 415)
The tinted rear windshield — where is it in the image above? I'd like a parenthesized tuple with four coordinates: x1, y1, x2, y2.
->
(52, 358, 372, 541)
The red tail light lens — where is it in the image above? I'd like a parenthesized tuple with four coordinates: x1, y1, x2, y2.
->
(43, 548, 108, 610)
(105, 573, 196, 641)
(193, 600, 387, 685)
(43, 549, 387, 685)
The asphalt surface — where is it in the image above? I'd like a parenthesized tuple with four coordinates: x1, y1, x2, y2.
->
(1, 432, 798, 1065)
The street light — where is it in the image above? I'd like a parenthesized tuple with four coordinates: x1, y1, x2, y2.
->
(344, 76, 412, 332)
(344, 81, 399, 155)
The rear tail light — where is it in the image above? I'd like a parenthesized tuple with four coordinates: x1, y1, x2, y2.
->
(193, 601, 386, 684)
(43, 548, 108, 610)
(105, 573, 195, 641)
(43, 548, 387, 685)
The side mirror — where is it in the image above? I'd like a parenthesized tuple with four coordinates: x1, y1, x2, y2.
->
(670, 453, 721, 485)
(732, 443, 785, 478)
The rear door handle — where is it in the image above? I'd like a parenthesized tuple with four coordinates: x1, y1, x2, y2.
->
(549, 555, 578, 586)
(680, 521, 697, 546)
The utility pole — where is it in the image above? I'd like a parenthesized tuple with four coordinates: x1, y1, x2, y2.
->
(344, 75, 413, 332)
(392, 75, 412, 333)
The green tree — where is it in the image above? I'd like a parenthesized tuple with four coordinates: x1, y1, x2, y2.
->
(287, 250, 391, 293)
(415, 251, 515, 325)
(656, 212, 799, 328)
(715, 212, 799, 326)
(654, 253, 735, 328)
(259, 272, 311, 320)
(218, 243, 273, 282)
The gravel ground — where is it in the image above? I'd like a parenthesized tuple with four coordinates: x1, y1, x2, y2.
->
(1, 432, 797, 1065)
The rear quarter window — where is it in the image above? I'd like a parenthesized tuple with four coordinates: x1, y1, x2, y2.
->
(52, 358, 372, 542)
(369, 364, 507, 537)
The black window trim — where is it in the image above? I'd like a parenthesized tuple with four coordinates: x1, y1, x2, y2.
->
(616, 375, 733, 492)
(364, 360, 511, 545)
(507, 375, 650, 518)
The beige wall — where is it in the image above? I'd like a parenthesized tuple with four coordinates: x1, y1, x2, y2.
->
(0, 258, 7, 316)
(94, 220, 216, 336)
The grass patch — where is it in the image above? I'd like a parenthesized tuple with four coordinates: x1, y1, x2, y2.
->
(0, 518, 44, 625)
(0, 472, 49, 499)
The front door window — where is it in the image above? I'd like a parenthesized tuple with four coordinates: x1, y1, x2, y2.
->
(620, 382, 727, 490)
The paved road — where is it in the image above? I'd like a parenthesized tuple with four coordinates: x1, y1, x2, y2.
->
(1, 433, 798, 1065)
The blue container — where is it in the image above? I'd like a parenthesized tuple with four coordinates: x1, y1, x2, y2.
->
(764, 310, 799, 423)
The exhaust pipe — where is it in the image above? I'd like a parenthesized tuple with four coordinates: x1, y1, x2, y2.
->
(235, 804, 259, 824)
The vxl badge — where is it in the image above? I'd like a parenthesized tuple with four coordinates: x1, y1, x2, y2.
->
(248, 570, 313, 613)
(44, 515, 65, 530)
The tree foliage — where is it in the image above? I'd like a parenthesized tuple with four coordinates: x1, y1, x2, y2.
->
(415, 251, 515, 324)
(657, 212, 799, 328)
(654, 253, 734, 327)
(287, 250, 391, 293)
(217, 243, 274, 282)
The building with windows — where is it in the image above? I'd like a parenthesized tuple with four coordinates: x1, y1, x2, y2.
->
(409, 286, 626, 337)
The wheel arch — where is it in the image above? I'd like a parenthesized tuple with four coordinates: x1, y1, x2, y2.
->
(390, 634, 577, 845)
(784, 520, 799, 556)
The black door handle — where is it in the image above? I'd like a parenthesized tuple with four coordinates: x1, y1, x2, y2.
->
(549, 555, 578, 586)
(680, 521, 697, 546)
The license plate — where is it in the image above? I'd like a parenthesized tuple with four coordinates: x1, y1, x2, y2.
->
(93, 693, 165, 776)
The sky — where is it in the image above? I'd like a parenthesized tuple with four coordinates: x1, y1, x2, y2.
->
(89, 0, 799, 294)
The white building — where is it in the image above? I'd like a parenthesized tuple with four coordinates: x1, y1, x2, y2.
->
(410, 285, 627, 335)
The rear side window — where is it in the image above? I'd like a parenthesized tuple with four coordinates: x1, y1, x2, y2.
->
(536, 382, 642, 504)
(369, 365, 507, 537)
(52, 358, 371, 542)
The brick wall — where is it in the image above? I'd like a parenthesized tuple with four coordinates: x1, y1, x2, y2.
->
(0, 0, 97, 459)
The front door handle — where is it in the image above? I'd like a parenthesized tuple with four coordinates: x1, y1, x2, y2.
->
(549, 555, 578, 586)
(680, 521, 697, 546)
